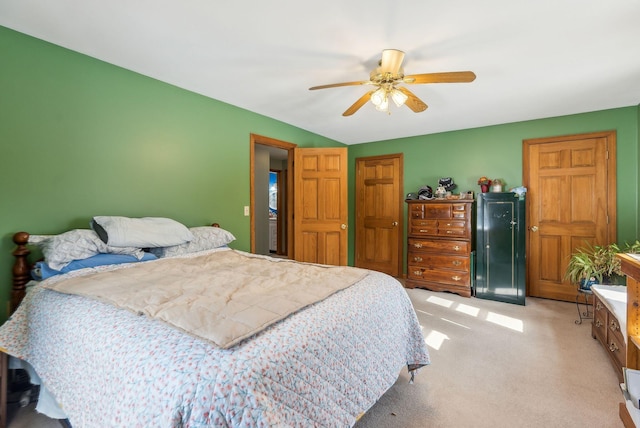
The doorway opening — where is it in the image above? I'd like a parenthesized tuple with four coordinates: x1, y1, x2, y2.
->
(250, 134, 295, 258)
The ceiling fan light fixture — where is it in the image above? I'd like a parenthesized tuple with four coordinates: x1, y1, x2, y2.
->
(370, 87, 386, 106)
(375, 95, 389, 112)
(390, 88, 408, 107)
(309, 48, 475, 116)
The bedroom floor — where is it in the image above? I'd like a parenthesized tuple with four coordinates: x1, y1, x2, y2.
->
(8, 403, 63, 428)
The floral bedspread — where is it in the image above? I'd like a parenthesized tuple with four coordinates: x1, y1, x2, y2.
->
(0, 263, 430, 427)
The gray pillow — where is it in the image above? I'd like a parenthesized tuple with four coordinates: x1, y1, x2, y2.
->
(151, 226, 235, 258)
(32, 229, 144, 271)
(91, 216, 194, 248)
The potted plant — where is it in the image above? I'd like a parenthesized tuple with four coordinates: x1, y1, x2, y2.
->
(566, 241, 640, 289)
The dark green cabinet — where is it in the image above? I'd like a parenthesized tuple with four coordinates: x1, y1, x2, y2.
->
(475, 192, 526, 305)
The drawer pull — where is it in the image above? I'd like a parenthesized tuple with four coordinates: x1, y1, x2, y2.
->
(446, 230, 453, 234)
(609, 342, 619, 352)
(420, 229, 429, 233)
(446, 223, 452, 226)
(609, 320, 620, 332)
(453, 245, 461, 251)
(413, 270, 423, 277)
(413, 256, 423, 262)
(452, 275, 462, 281)
(413, 243, 423, 248)
(452, 260, 462, 266)
(595, 319, 603, 328)
(595, 302, 603, 311)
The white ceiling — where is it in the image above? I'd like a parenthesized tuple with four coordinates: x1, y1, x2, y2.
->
(2, 0, 639, 145)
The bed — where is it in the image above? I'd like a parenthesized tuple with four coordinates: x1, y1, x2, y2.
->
(0, 218, 430, 427)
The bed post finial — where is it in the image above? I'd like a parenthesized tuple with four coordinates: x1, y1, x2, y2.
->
(11, 232, 31, 315)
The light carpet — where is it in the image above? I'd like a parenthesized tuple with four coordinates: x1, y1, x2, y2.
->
(356, 288, 621, 428)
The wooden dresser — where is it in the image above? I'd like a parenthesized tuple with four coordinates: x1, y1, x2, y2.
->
(592, 290, 625, 382)
(405, 199, 475, 297)
(619, 254, 640, 427)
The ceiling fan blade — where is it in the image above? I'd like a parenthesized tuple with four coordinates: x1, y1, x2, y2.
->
(309, 80, 370, 90)
(379, 49, 405, 75)
(404, 71, 476, 84)
(343, 91, 374, 116)
(397, 87, 428, 112)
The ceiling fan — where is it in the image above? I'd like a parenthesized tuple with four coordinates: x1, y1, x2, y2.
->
(309, 49, 476, 116)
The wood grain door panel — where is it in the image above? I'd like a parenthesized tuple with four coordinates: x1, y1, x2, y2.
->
(294, 147, 348, 265)
(524, 131, 616, 302)
(355, 154, 403, 276)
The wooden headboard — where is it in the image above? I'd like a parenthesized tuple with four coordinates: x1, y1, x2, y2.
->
(10, 223, 221, 315)
(11, 232, 31, 315)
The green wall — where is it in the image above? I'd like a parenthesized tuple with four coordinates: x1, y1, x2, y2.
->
(0, 26, 341, 317)
(1, 25, 639, 319)
(347, 106, 640, 266)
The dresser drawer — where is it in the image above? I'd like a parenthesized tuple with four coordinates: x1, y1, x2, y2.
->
(410, 204, 425, 219)
(439, 220, 466, 229)
(593, 300, 608, 345)
(424, 204, 452, 219)
(410, 219, 438, 235)
(451, 204, 469, 218)
(407, 266, 471, 286)
(437, 227, 467, 237)
(608, 327, 626, 370)
(407, 253, 469, 272)
(607, 313, 625, 347)
(408, 238, 470, 254)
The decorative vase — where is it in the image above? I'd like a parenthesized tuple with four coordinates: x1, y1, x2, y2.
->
(480, 184, 489, 193)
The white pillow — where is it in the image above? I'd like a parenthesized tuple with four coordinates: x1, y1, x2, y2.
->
(91, 216, 194, 248)
(150, 226, 235, 258)
(33, 229, 145, 271)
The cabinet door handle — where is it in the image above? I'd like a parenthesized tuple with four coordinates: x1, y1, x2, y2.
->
(609, 320, 620, 332)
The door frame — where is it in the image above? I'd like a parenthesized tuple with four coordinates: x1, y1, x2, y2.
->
(250, 134, 296, 256)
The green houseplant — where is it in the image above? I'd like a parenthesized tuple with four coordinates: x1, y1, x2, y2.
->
(565, 240, 640, 288)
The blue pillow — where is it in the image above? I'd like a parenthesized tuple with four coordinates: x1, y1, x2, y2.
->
(32, 252, 157, 280)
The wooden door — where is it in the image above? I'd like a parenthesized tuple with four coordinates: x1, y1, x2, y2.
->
(524, 131, 617, 301)
(294, 147, 348, 265)
(354, 154, 403, 276)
